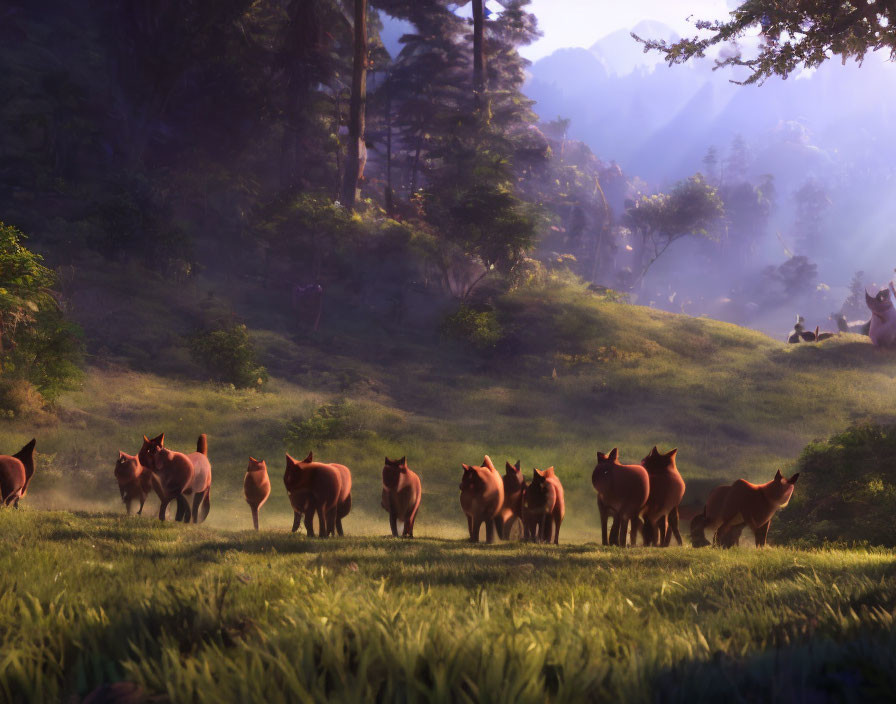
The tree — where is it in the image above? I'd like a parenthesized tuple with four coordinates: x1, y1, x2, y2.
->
(341, 0, 369, 211)
(623, 175, 724, 287)
(791, 179, 830, 253)
(634, 1, 896, 85)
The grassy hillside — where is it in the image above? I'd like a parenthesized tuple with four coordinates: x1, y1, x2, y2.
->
(1, 511, 895, 703)
(2, 276, 895, 539)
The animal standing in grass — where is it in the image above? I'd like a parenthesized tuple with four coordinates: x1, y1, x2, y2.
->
(689, 483, 745, 548)
(113, 451, 154, 515)
(143, 434, 212, 523)
(640, 446, 686, 546)
(592, 448, 650, 546)
(865, 283, 896, 347)
(521, 467, 565, 544)
(0, 439, 36, 507)
(459, 456, 504, 543)
(284, 452, 352, 537)
(714, 470, 800, 547)
(243, 457, 271, 530)
(494, 460, 525, 540)
(381, 456, 422, 538)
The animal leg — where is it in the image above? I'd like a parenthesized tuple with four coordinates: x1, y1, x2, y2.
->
(251, 505, 259, 531)
(552, 512, 562, 545)
(598, 496, 609, 545)
(666, 506, 682, 546)
(467, 514, 475, 541)
(542, 515, 553, 544)
(754, 521, 770, 548)
(191, 492, 204, 524)
(690, 513, 710, 548)
(178, 495, 192, 523)
(158, 498, 172, 522)
(471, 517, 482, 543)
(200, 489, 211, 522)
(389, 507, 399, 537)
(629, 517, 643, 547)
(326, 508, 338, 537)
(493, 515, 505, 541)
(304, 512, 314, 537)
(316, 505, 328, 537)
(657, 515, 667, 547)
(608, 518, 620, 546)
(616, 518, 629, 546)
(137, 497, 146, 516)
(291, 511, 302, 533)
(485, 517, 496, 544)
(405, 503, 420, 538)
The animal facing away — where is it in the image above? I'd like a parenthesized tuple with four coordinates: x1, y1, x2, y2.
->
(381, 456, 422, 538)
(865, 283, 896, 347)
(114, 451, 154, 515)
(521, 467, 565, 544)
(714, 470, 800, 547)
(284, 452, 351, 537)
(592, 448, 650, 546)
(144, 434, 212, 523)
(0, 439, 36, 508)
(689, 484, 745, 548)
(640, 446, 686, 547)
(832, 312, 871, 336)
(459, 456, 504, 543)
(243, 457, 271, 530)
(493, 460, 526, 540)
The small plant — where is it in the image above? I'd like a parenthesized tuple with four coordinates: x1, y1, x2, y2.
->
(286, 400, 359, 447)
(440, 305, 503, 351)
(188, 323, 267, 388)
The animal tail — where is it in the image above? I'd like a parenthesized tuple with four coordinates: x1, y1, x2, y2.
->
(196, 434, 208, 455)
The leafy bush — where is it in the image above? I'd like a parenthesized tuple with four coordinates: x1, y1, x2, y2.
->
(777, 422, 896, 546)
(0, 222, 82, 403)
(285, 400, 360, 448)
(440, 305, 503, 351)
(188, 323, 267, 388)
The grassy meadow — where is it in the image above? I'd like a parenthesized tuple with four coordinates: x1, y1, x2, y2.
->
(1, 511, 896, 702)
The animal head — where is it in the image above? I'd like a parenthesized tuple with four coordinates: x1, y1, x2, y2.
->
(503, 460, 525, 492)
(382, 456, 409, 488)
(114, 451, 142, 483)
(866, 287, 894, 315)
(283, 453, 313, 493)
(592, 448, 619, 490)
(138, 433, 164, 467)
(247, 457, 267, 473)
(14, 438, 37, 493)
(459, 463, 490, 493)
(524, 467, 555, 510)
(769, 469, 800, 507)
(641, 446, 677, 473)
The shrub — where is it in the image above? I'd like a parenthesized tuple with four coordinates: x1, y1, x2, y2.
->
(440, 305, 503, 351)
(777, 422, 896, 546)
(188, 324, 267, 388)
(285, 400, 360, 448)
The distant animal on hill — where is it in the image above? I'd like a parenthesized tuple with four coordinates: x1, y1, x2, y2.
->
(494, 460, 526, 540)
(521, 467, 565, 544)
(114, 451, 154, 515)
(0, 439, 36, 508)
(831, 313, 870, 336)
(640, 446, 686, 547)
(592, 448, 650, 547)
(243, 457, 271, 530)
(713, 470, 800, 547)
(689, 484, 744, 548)
(381, 456, 422, 538)
(459, 456, 504, 543)
(865, 282, 896, 347)
(284, 452, 351, 536)
(815, 327, 836, 342)
(144, 434, 212, 523)
(787, 315, 806, 343)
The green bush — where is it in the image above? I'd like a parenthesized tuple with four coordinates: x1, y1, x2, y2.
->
(777, 422, 896, 546)
(188, 323, 267, 388)
(440, 305, 504, 351)
(285, 400, 360, 448)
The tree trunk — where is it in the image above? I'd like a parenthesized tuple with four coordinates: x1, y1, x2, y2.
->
(472, 0, 488, 119)
(341, 0, 368, 211)
(385, 77, 395, 216)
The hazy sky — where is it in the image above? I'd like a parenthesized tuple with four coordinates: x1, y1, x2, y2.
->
(521, 0, 734, 61)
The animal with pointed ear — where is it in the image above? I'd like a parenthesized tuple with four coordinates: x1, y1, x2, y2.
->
(284, 452, 351, 537)
(114, 451, 154, 515)
(865, 283, 896, 347)
(520, 467, 565, 544)
(689, 483, 745, 548)
(640, 446, 686, 547)
(144, 434, 212, 523)
(381, 456, 422, 538)
(244, 457, 271, 530)
(494, 460, 526, 540)
(0, 439, 36, 508)
(459, 456, 504, 543)
(787, 315, 805, 343)
(714, 470, 800, 547)
(592, 448, 650, 546)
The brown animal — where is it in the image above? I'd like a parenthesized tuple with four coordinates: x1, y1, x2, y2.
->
(243, 457, 271, 530)
(640, 446, 686, 546)
(381, 456, 422, 538)
(591, 448, 650, 546)
(689, 484, 745, 548)
(114, 451, 154, 515)
(459, 455, 504, 543)
(493, 460, 526, 540)
(520, 467, 565, 544)
(284, 452, 351, 536)
(144, 434, 212, 523)
(0, 438, 36, 507)
(714, 470, 800, 547)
